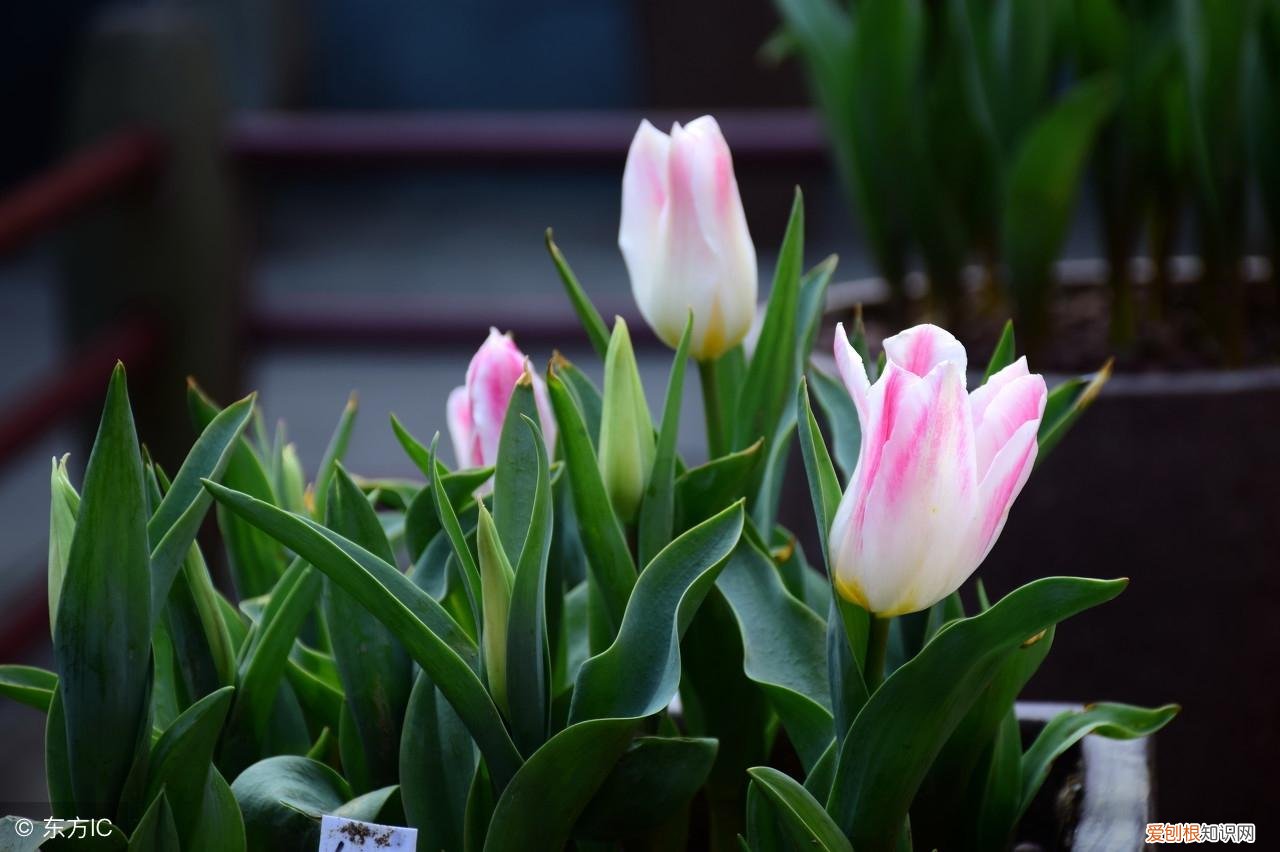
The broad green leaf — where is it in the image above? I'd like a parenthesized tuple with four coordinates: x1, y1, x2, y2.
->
(494, 376, 543, 563)
(145, 686, 234, 846)
(148, 394, 255, 619)
(188, 769, 245, 852)
(637, 315, 693, 572)
(0, 665, 56, 712)
(47, 686, 74, 818)
(48, 454, 80, 632)
(796, 256, 839, 369)
(675, 439, 764, 532)
(231, 755, 352, 852)
(324, 466, 411, 791)
(312, 392, 358, 521)
(571, 501, 745, 723)
(187, 381, 283, 599)
(546, 228, 611, 359)
(54, 363, 152, 818)
(129, 793, 179, 852)
(504, 416, 555, 754)
(735, 189, 804, 452)
(464, 761, 495, 852)
(574, 736, 718, 841)
(1019, 701, 1179, 820)
(204, 481, 522, 790)
(983, 320, 1017, 382)
(748, 767, 852, 852)
(716, 540, 833, 771)
(547, 369, 635, 641)
(166, 543, 236, 699)
(827, 576, 1129, 851)
(400, 670, 476, 851)
(1037, 360, 1113, 463)
(403, 463, 493, 562)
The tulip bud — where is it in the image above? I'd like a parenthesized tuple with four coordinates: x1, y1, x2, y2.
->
(828, 323, 1047, 616)
(447, 328, 555, 471)
(476, 503, 514, 717)
(278, 442, 306, 514)
(619, 116, 757, 362)
(598, 318, 655, 523)
(48, 454, 80, 632)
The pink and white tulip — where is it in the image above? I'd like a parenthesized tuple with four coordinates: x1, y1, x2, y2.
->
(619, 116, 757, 362)
(447, 328, 555, 471)
(828, 323, 1047, 616)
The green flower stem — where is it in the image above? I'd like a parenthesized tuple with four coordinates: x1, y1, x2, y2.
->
(698, 358, 726, 459)
(865, 613, 891, 692)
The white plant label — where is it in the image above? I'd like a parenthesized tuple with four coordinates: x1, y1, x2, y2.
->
(317, 815, 417, 851)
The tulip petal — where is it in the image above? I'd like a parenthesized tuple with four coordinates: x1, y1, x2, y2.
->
(883, 324, 968, 380)
(973, 372, 1047, 476)
(619, 119, 671, 310)
(855, 361, 978, 615)
(969, 419, 1040, 576)
(447, 385, 478, 469)
(969, 356, 1031, 430)
(834, 322, 871, 425)
(466, 329, 529, 466)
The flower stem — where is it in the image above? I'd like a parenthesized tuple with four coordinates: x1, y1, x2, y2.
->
(865, 614, 891, 692)
(698, 358, 726, 458)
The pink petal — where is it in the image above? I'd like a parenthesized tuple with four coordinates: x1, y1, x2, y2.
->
(883, 324, 968, 380)
(969, 356, 1030, 429)
(969, 419, 1040, 570)
(973, 372, 1047, 476)
(446, 385, 478, 469)
(466, 329, 528, 466)
(618, 119, 671, 293)
(833, 322, 870, 425)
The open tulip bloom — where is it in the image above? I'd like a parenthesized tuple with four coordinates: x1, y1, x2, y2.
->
(0, 115, 1176, 852)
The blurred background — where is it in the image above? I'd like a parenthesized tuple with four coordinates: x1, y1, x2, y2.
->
(0, 0, 1276, 834)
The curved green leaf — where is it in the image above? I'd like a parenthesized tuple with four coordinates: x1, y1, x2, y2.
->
(129, 792, 179, 852)
(1037, 360, 1113, 464)
(636, 316, 692, 568)
(575, 736, 718, 841)
(188, 769, 245, 852)
(400, 670, 476, 851)
(983, 320, 1017, 383)
(546, 229, 611, 359)
(312, 393, 358, 521)
(675, 439, 764, 532)
(0, 665, 56, 712)
(232, 755, 352, 852)
(145, 686, 234, 846)
(748, 767, 852, 852)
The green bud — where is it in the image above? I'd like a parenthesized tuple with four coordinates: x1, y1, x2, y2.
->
(598, 317, 655, 523)
(476, 503, 515, 717)
(279, 442, 307, 514)
(48, 454, 80, 633)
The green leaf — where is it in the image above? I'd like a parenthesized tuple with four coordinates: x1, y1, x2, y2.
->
(145, 686, 234, 846)
(403, 463, 493, 562)
(148, 394, 256, 619)
(571, 500, 745, 723)
(54, 363, 152, 818)
(748, 767, 852, 852)
(973, 708, 1023, 851)
(323, 467, 411, 791)
(1037, 360, 1113, 463)
(389, 413, 444, 479)
(575, 736, 719, 841)
(807, 366, 860, 483)
(675, 439, 764, 532)
(546, 228, 611, 359)
(983, 320, 1017, 383)
(1004, 76, 1118, 343)
(312, 392, 358, 521)
(400, 670, 476, 851)
(46, 686, 74, 818)
(795, 379, 841, 557)
(47, 454, 80, 632)
(598, 318, 655, 524)
(165, 544, 237, 704)
(464, 760, 495, 852)
(552, 355, 605, 446)
(827, 576, 1129, 851)
(504, 416, 555, 754)
(637, 315, 693, 570)
(0, 664, 56, 712)
(735, 189, 805, 452)
(1019, 701, 1179, 820)
(188, 769, 245, 852)
(129, 792, 180, 852)
(231, 755, 352, 852)
(203, 481, 522, 790)
(430, 440, 484, 626)
(546, 368, 635, 641)
(493, 375, 544, 563)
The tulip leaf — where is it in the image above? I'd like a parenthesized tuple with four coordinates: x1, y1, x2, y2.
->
(403, 464, 493, 562)
(505, 416, 554, 754)
(748, 767, 852, 852)
(430, 440, 484, 626)
(796, 255, 839, 368)
(203, 480, 522, 790)
(716, 540, 834, 771)
(1018, 701, 1179, 821)
(145, 686, 234, 846)
(637, 314, 694, 569)
(547, 369, 635, 642)
(232, 755, 353, 852)
(972, 708, 1024, 852)
(675, 439, 764, 532)
(983, 320, 1017, 383)
(400, 670, 476, 851)
(312, 392, 358, 521)
(47, 455, 80, 632)
(735, 188, 805, 453)
(546, 229, 611, 360)
(129, 792, 180, 852)
(165, 543, 237, 702)
(187, 381, 284, 599)
(389, 413, 447, 479)
(324, 466, 411, 791)
(54, 363, 153, 818)
(188, 769, 245, 852)
(1037, 359, 1113, 463)
(0, 664, 56, 712)
(148, 394, 256, 619)
(795, 379, 841, 554)
(493, 376, 543, 557)
(827, 576, 1129, 851)
(574, 736, 719, 841)
(807, 366, 861, 483)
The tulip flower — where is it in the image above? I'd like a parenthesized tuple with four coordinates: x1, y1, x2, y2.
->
(619, 116, 757, 362)
(447, 328, 555, 471)
(828, 323, 1047, 616)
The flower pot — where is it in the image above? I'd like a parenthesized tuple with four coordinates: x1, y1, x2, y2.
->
(788, 269, 1279, 826)
(1015, 702, 1155, 851)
